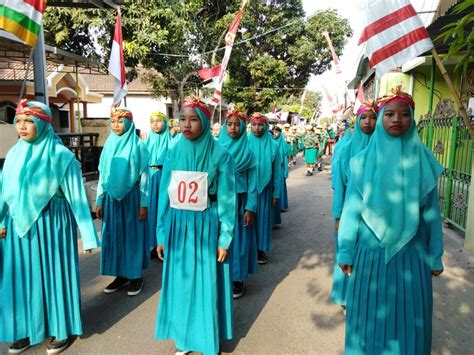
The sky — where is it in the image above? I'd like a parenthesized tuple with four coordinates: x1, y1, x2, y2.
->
(301, 0, 439, 117)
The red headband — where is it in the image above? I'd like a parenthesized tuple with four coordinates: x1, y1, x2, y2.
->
(15, 99, 52, 123)
(377, 86, 415, 110)
(356, 100, 379, 117)
(226, 107, 247, 121)
(111, 108, 133, 120)
(250, 112, 268, 124)
(181, 97, 212, 120)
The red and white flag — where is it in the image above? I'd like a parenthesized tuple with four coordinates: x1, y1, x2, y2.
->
(210, 7, 245, 106)
(322, 31, 342, 75)
(324, 86, 343, 114)
(353, 82, 365, 112)
(198, 64, 222, 88)
(358, 0, 433, 78)
(108, 8, 127, 106)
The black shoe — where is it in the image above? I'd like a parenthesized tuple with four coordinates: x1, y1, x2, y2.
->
(104, 276, 129, 294)
(257, 250, 268, 264)
(47, 337, 72, 354)
(233, 281, 245, 299)
(305, 171, 311, 176)
(318, 166, 323, 171)
(150, 248, 158, 259)
(128, 278, 144, 296)
(8, 338, 30, 354)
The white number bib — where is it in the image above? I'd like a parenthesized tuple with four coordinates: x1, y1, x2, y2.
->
(168, 170, 208, 211)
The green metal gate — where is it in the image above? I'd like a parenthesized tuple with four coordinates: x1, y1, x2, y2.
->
(418, 115, 473, 231)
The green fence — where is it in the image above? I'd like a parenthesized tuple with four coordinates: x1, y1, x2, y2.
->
(418, 116, 473, 231)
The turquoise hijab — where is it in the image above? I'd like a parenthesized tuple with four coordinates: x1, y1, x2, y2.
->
(2, 101, 75, 237)
(218, 117, 256, 174)
(248, 122, 278, 193)
(145, 115, 171, 165)
(331, 129, 353, 188)
(273, 129, 289, 179)
(167, 105, 225, 184)
(350, 104, 444, 262)
(99, 108, 149, 200)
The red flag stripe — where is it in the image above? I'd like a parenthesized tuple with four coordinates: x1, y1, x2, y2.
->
(359, 4, 417, 45)
(22, 0, 46, 14)
(198, 65, 222, 80)
(369, 27, 430, 67)
(114, 10, 126, 89)
(228, 10, 243, 35)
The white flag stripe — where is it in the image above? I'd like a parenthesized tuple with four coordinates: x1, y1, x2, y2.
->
(2, 0, 43, 25)
(358, 0, 409, 25)
(108, 40, 123, 84)
(375, 38, 433, 78)
(364, 16, 427, 55)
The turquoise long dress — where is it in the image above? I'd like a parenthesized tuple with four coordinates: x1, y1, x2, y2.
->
(331, 116, 372, 306)
(337, 103, 444, 354)
(249, 126, 281, 252)
(144, 125, 171, 249)
(155, 106, 236, 355)
(338, 179, 443, 354)
(0, 161, 100, 345)
(97, 115, 150, 280)
(274, 132, 289, 213)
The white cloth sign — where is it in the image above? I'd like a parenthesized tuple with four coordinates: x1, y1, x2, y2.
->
(168, 170, 208, 211)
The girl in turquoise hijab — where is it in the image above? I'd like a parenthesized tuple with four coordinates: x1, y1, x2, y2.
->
(218, 108, 258, 299)
(248, 113, 281, 265)
(154, 97, 236, 355)
(337, 87, 444, 355)
(273, 126, 289, 213)
(96, 107, 150, 297)
(0, 100, 99, 353)
(144, 111, 171, 255)
(330, 101, 377, 308)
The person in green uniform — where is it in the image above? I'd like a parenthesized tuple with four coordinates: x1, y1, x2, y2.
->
(303, 125, 319, 176)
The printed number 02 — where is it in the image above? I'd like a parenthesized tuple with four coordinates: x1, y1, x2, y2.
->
(177, 181, 199, 204)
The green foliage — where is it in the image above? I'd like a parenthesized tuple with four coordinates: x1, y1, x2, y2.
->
(435, 0, 474, 75)
(43, 0, 351, 116)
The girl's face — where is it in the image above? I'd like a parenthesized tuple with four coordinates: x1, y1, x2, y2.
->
(15, 114, 36, 142)
(359, 111, 377, 134)
(150, 117, 164, 133)
(180, 107, 203, 140)
(111, 117, 125, 135)
(226, 117, 240, 138)
(273, 129, 280, 138)
(251, 122, 265, 137)
(382, 101, 411, 137)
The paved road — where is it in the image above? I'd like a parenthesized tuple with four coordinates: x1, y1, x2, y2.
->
(1, 155, 473, 354)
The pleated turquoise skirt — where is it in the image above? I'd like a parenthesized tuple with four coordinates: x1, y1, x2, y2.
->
(0, 237, 5, 341)
(147, 167, 163, 249)
(0, 196, 83, 345)
(330, 230, 349, 306)
(256, 183, 274, 252)
(231, 193, 258, 282)
(100, 184, 149, 279)
(155, 202, 233, 354)
(289, 143, 299, 156)
(305, 148, 317, 164)
(280, 178, 288, 211)
(344, 223, 433, 355)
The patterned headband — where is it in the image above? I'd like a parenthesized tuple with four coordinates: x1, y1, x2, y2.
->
(226, 107, 247, 121)
(356, 100, 379, 117)
(181, 96, 212, 120)
(377, 85, 415, 110)
(111, 107, 133, 120)
(15, 99, 52, 123)
(250, 112, 268, 124)
(150, 111, 167, 121)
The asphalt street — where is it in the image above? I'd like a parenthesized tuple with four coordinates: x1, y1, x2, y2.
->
(1, 155, 473, 354)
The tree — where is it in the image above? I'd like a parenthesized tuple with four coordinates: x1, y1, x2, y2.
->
(276, 91, 322, 120)
(43, 1, 351, 117)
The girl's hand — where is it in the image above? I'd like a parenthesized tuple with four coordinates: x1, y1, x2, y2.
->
(96, 206, 104, 219)
(217, 248, 227, 262)
(244, 211, 254, 226)
(157, 245, 165, 261)
(339, 263, 353, 276)
(432, 269, 443, 277)
(272, 198, 279, 207)
(0, 229, 6, 238)
(139, 207, 148, 221)
(84, 249, 93, 254)
(335, 219, 340, 233)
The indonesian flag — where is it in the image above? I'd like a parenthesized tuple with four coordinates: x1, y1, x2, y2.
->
(108, 8, 127, 106)
(322, 31, 342, 75)
(358, 0, 433, 78)
(210, 7, 244, 106)
(198, 64, 222, 88)
(0, 0, 47, 47)
(353, 82, 365, 113)
(324, 86, 343, 114)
